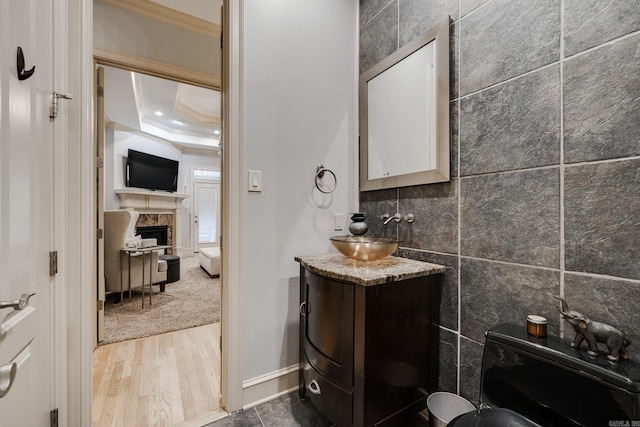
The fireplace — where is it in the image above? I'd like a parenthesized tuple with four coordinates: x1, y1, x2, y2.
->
(136, 225, 168, 246)
(115, 189, 189, 256)
(135, 213, 174, 254)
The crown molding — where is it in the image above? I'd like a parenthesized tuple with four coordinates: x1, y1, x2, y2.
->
(108, 121, 219, 152)
(101, 0, 221, 39)
(94, 47, 221, 90)
(175, 101, 221, 128)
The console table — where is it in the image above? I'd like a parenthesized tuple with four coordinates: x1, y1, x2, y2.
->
(121, 245, 171, 308)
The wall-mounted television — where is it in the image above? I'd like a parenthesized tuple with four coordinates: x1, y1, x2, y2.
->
(126, 149, 179, 192)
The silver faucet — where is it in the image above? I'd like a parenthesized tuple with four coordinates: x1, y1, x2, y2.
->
(382, 213, 401, 224)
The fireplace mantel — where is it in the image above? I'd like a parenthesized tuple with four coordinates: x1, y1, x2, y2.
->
(115, 188, 189, 210)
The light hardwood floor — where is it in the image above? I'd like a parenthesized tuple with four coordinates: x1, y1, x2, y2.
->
(92, 323, 226, 427)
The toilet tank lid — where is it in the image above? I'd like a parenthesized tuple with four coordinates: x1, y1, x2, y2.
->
(487, 323, 640, 393)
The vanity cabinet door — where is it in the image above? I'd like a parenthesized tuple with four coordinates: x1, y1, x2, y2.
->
(300, 269, 354, 389)
(362, 275, 439, 426)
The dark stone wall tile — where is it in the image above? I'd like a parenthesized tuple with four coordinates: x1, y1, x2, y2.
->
(450, 22, 459, 101)
(461, 169, 560, 268)
(438, 328, 458, 393)
(563, 34, 640, 164)
(359, 188, 398, 238)
(565, 159, 640, 280)
(398, 249, 458, 330)
(398, 0, 457, 48)
(360, 1, 398, 73)
(564, 0, 640, 57)
(460, 66, 560, 176)
(460, 258, 560, 343)
(358, 2, 640, 405)
(459, 337, 483, 406)
(360, 0, 394, 27)
(450, 101, 459, 177)
(564, 273, 640, 362)
(398, 180, 458, 254)
(460, 0, 560, 95)
(460, 0, 489, 18)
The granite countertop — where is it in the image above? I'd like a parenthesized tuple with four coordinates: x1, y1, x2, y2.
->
(295, 253, 446, 286)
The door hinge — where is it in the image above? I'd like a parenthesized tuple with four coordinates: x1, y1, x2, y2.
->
(97, 300, 104, 311)
(49, 251, 58, 276)
(50, 408, 58, 427)
(50, 92, 73, 119)
(220, 335, 222, 351)
(97, 228, 103, 239)
(96, 156, 104, 168)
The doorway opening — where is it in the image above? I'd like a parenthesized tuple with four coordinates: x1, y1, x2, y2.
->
(91, 63, 225, 426)
(192, 168, 221, 253)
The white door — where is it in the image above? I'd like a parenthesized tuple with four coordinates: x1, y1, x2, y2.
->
(0, 0, 54, 425)
(193, 182, 220, 251)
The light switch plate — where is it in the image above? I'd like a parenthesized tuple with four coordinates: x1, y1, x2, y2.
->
(248, 170, 262, 192)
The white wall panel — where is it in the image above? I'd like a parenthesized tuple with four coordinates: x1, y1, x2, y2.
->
(242, 0, 357, 381)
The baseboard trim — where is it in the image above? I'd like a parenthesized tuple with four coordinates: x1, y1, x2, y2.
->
(242, 364, 300, 410)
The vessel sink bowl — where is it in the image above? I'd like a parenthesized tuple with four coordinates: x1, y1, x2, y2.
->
(330, 236, 400, 261)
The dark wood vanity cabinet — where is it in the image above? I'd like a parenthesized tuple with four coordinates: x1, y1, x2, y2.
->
(298, 265, 442, 427)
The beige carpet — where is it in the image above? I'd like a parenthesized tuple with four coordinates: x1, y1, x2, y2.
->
(101, 255, 220, 345)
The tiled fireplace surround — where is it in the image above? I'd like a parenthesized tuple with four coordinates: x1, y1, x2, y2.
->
(360, 0, 640, 404)
(136, 214, 174, 252)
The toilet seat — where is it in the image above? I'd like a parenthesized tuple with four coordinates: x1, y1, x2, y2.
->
(450, 408, 541, 427)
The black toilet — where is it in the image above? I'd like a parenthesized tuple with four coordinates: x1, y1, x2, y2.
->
(449, 323, 640, 427)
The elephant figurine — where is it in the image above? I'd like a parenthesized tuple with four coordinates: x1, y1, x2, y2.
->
(553, 296, 631, 361)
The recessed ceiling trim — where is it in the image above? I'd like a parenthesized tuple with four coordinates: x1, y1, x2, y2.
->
(108, 121, 219, 152)
(94, 47, 220, 90)
(108, 121, 177, 148)
(175, 102, 221, 128)
(101, 0, 221, 39)
(175, 83, 221, 126)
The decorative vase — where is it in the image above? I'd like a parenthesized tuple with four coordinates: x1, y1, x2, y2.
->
(349, 212, 368, 236)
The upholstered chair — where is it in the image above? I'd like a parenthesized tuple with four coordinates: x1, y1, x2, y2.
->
(103, 210, 168, 296)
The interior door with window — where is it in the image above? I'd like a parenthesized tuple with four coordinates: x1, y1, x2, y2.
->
(193, 181, 220, 252)
(0, 0, 55, 424)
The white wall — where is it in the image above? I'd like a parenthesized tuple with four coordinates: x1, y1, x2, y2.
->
(242, 1, 358, 380)
(180, 148, 221, 196)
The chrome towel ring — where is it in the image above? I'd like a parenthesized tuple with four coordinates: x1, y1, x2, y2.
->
(315, 164, 337, 194)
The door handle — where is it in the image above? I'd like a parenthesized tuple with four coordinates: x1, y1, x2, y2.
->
(299, 301, 306, 316)
(0, 363, 17, 398)
(0, 293, 36, 311)
(308, 379, 321, 395)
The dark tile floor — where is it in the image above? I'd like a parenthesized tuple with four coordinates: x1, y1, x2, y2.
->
(205, 392, 430, 427)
